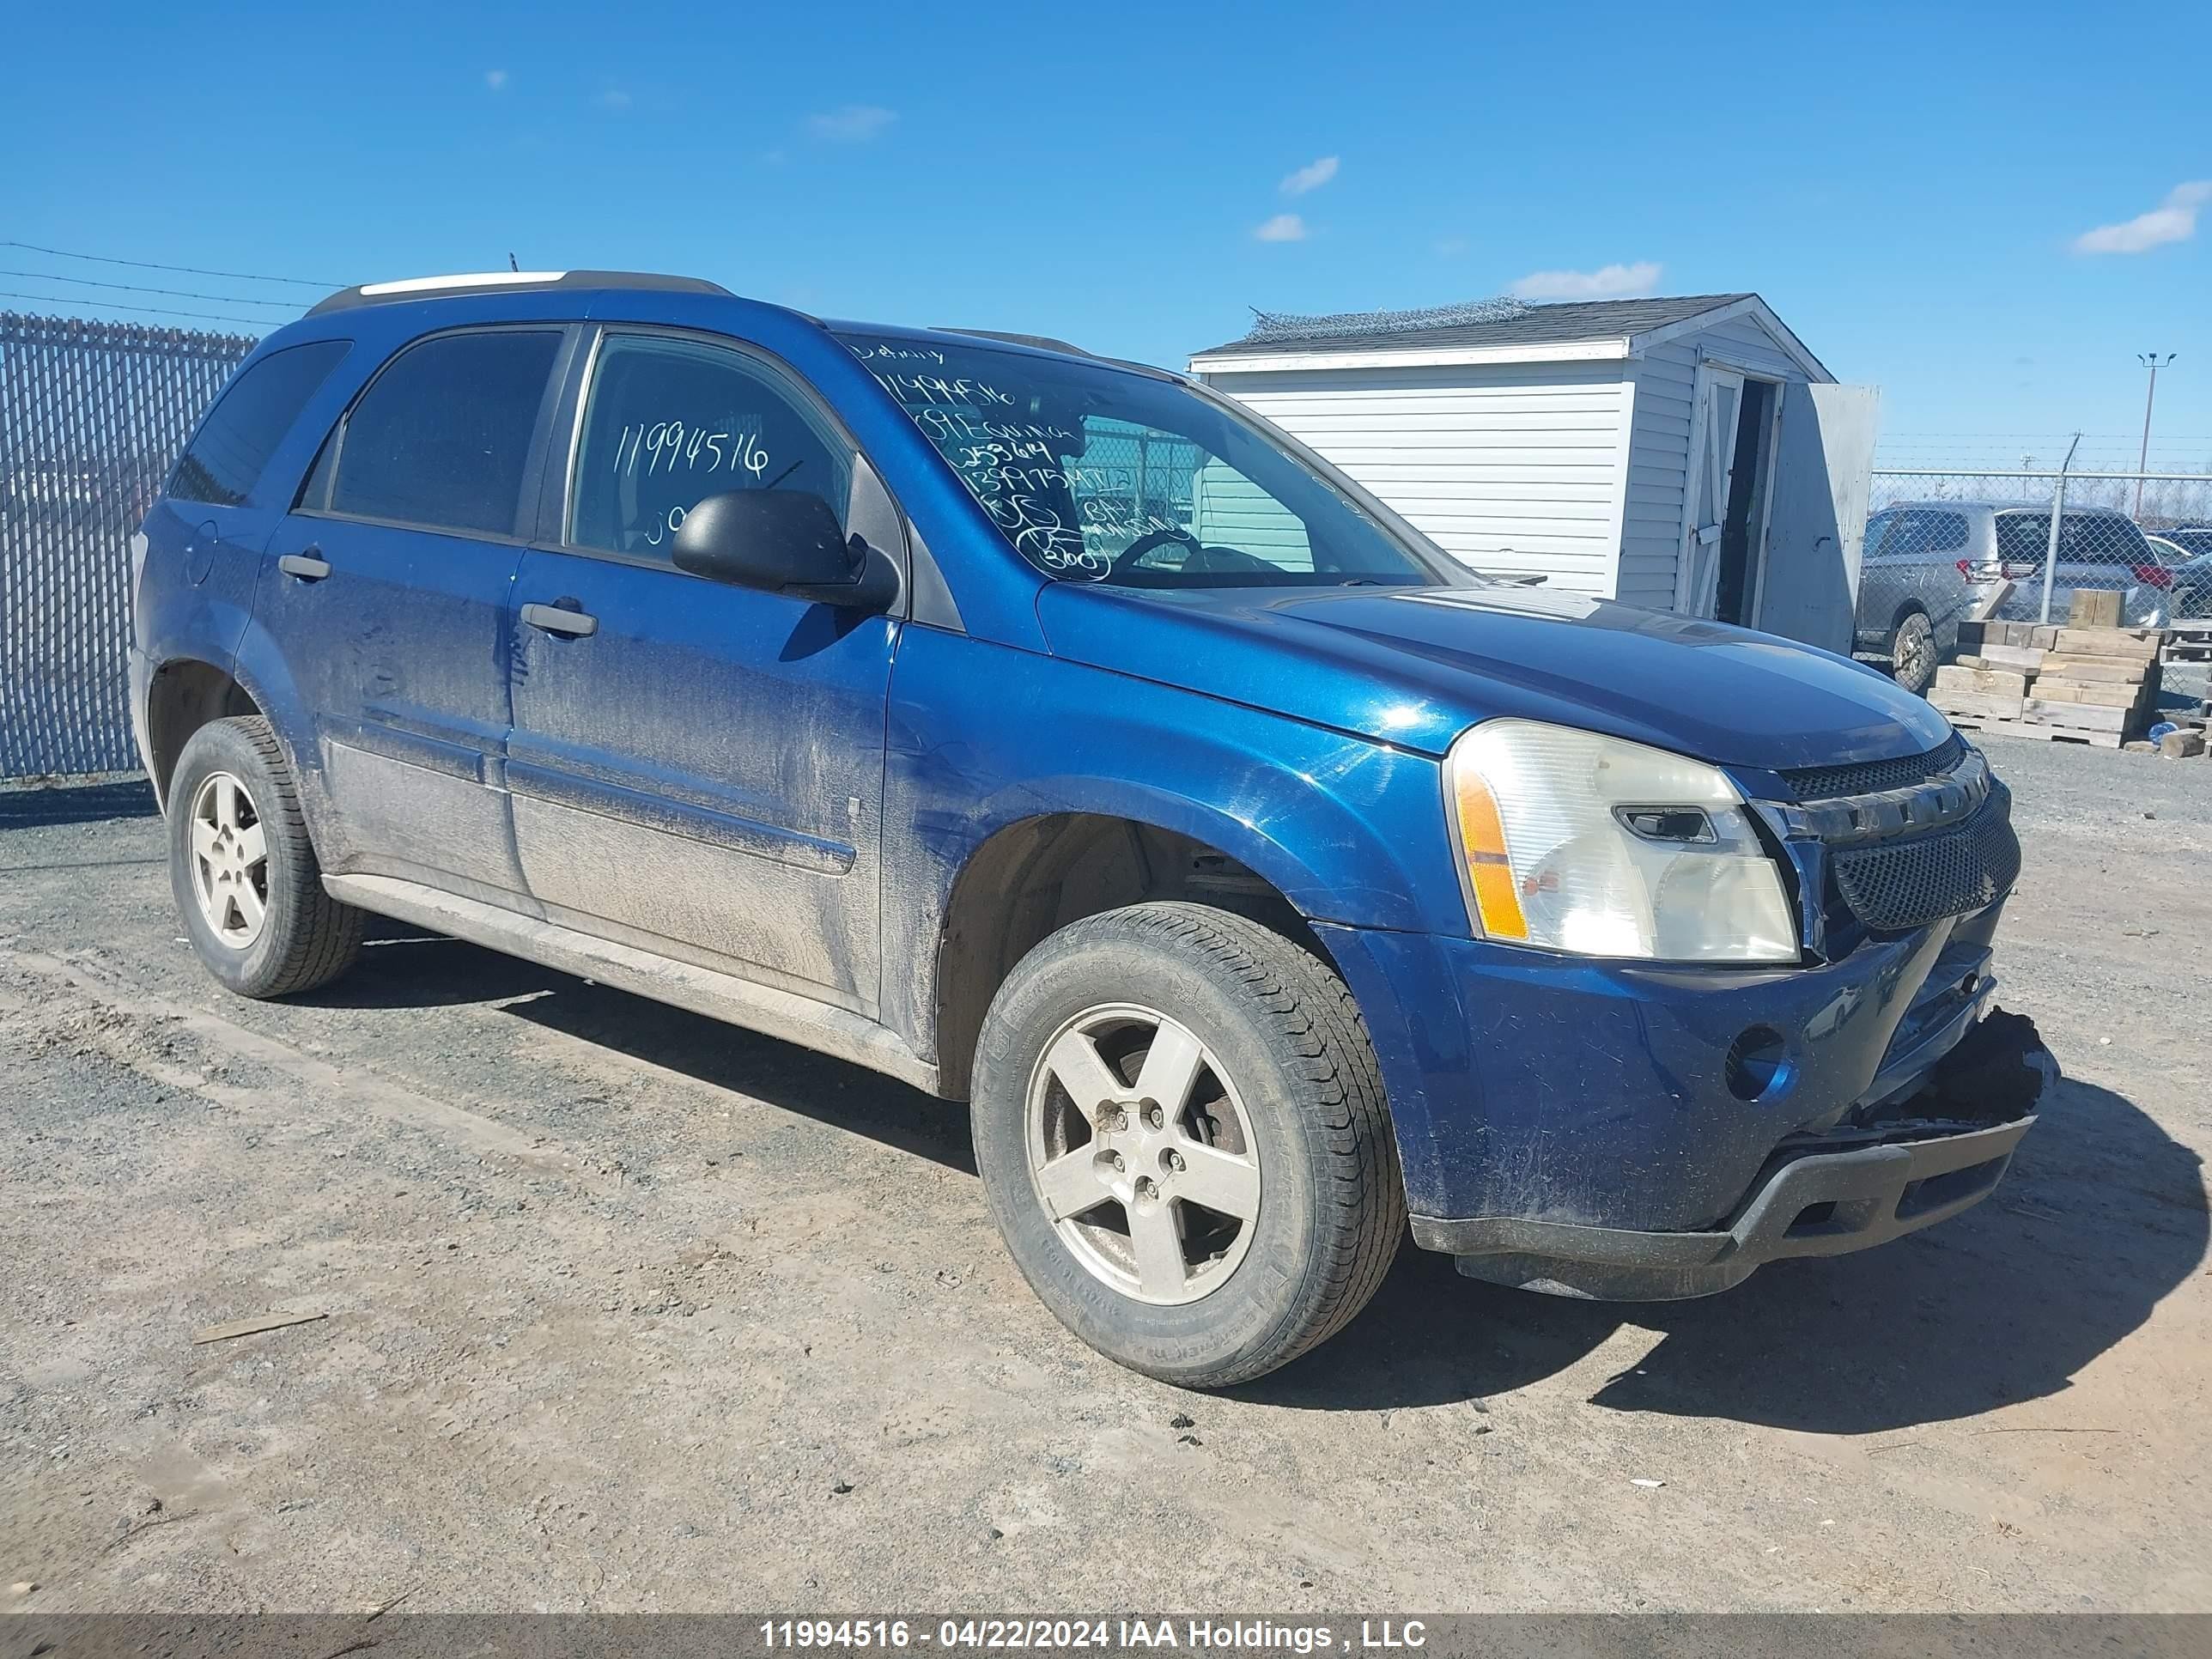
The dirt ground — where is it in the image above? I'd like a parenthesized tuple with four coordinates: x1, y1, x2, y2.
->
(3, 735, 2208, 1614)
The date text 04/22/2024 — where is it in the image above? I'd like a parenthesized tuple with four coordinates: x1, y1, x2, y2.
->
(757, 1620, 1430, 1653)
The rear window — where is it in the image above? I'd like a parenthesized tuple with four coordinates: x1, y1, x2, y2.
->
(326, 330, 562, 536)
(1872, 508, 1969, 558)
(1996, 512, 2152, 568)
(168, 341, 349, 507)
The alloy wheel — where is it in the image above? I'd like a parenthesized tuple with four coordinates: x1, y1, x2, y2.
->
(1024, 1003, 1261, 1306)
(187, 770, 270, 949)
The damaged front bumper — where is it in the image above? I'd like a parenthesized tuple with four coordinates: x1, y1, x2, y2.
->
(1419, 1005, 2053, 1300)
(1316, 898, 2052, 1299)
(1426, 1110, 2037, 1300)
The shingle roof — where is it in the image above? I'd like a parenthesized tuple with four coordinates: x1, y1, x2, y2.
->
(1191, 293, 1756, 360)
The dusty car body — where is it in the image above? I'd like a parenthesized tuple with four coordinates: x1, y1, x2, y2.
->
(131, 272, 2047, 1385)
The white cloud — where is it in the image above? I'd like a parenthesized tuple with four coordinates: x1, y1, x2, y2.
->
(1254, 213, 1309, 243)
(1508, 260, 1663, 301)
(484, 69, 508, 92)
(807, 104, 897, 142)
(597, 88, 632, 111)
(1280, 155, 1339, 197)
(2072, 181, 2212, 254)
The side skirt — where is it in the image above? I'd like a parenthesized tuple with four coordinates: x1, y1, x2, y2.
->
(323, 872, 942, 1097)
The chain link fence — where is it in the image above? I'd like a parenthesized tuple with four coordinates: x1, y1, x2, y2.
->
(1854, 465, 2212, 692)
(1, 312, 255, 780)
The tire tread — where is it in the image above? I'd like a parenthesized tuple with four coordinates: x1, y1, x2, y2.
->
(175, 716, 362, 997)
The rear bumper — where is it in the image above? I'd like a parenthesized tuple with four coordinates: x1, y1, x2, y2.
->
(1418, 1114, 2035, 1300)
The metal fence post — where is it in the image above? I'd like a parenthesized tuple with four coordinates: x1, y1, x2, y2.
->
(2039, 434, 2079, 625)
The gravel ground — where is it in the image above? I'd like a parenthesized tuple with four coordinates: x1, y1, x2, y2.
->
(1, 736, 2207, 1613)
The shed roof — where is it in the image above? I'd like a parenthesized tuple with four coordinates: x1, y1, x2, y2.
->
(1192, 294, 1751, 360)
(1188, 292, 1831, 382)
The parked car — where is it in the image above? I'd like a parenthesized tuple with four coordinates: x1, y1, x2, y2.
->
(1962, 502, 2172, 628)
(2148, 532, 2212, 619)
(131, 271, 2044, 1387)
(1856, 501, 2173, 690)
(1853, 504, 1984, 693)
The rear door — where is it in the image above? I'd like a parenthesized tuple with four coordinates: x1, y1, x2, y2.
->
(260, 326, 571, 897)
(502, 327, 902, 1012)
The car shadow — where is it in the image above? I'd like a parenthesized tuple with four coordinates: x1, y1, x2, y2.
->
(0, 778, 159, 828)
(302, 925, 975, 1176)
(1242, 1077, 2206, 1431)
(287, 927, 2203, 1430)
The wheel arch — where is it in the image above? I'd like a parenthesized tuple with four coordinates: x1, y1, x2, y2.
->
(143, 657, 263, 811)
(931, 801, 1352, 1103)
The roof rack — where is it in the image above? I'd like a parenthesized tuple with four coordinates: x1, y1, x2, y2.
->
(307, 270, 731, 317)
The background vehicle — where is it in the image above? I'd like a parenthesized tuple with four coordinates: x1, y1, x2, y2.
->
(2149, 531, 2212, 619)
(1962, 502, 2172, 628)
(1858, 501, 2175, 690)
(1853, 504, 1984, 693)
(131, 271, 2038, 1388)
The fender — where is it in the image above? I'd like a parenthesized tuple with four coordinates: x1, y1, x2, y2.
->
(226, 610, 332, 834)
(878, 623, 1468, 1064)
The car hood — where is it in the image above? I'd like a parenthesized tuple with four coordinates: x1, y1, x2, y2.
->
(1035, 581, 1954, 772)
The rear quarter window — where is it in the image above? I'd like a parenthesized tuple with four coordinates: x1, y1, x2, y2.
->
(168, 340, 349, 507)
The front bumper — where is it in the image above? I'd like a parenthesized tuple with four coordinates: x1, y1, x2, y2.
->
(1421, 1114, 2035, 1299)
(1314, 903, 2011, 1235)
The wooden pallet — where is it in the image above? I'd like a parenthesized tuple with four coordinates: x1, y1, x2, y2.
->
(2166, 621, 2212, 663)
(1946, 714, 2123, 749)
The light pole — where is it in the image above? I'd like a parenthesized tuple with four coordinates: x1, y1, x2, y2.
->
(2136, 352, 2177, 519)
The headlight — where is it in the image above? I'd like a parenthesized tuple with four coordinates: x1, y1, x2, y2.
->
(1444, 720, 1798, 963)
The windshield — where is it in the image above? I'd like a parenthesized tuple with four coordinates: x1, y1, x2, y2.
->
(839, 332, 1455, 588)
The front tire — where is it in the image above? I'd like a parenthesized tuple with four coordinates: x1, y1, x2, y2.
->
(168, 716, 363, 999)
(1889, 610, 1936, 696)
(970, 902, 1403, 1388)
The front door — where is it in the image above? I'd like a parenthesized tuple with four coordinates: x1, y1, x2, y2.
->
(261, 325, 568, 897)
(504, 329, 899, 1013)
(1675, 365, 1745, 618)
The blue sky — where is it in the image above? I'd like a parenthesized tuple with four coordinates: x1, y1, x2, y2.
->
(4, 0, 2207, 468)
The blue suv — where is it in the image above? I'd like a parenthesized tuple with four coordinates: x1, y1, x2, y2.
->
(131, 271, 2044, 1386)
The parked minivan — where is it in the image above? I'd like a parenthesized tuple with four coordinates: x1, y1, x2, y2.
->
(132, 272, 2045, 1386)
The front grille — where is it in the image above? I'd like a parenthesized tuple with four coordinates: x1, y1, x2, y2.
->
(1831, 781, 2021, 933)
(1784, 732, 1966, 802)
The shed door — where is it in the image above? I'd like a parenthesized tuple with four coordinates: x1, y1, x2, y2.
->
(1755, 383, 1882, 653)
(1674, 365, 1744, 616)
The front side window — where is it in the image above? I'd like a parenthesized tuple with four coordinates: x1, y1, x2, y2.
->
(170, 340, 349, 507)
(568, 334, 852, 556)
(328, 330, 562, 536)
(839, 332, 1450, 588)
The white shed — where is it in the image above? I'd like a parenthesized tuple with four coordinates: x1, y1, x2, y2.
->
(1189, 295, 1881, 653)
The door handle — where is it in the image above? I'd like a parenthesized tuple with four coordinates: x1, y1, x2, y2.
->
(278, 551, 331, 581)
(521, 600, 599, 638)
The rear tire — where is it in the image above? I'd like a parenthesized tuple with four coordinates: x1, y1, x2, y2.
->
(1888, 610, 1936, 696)
(168, 716, 363, 999)
(970, 902, 1403, 1388)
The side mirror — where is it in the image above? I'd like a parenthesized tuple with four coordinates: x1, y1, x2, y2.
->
(671, 489, 896, 611)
